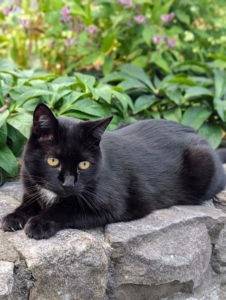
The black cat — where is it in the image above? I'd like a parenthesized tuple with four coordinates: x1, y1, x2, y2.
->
(2, 103, 226, 239)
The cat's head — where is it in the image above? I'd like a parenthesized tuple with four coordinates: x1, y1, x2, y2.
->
(23, 103, 112, 202)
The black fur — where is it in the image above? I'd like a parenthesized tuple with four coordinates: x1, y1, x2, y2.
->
(2, 103, 226, 239)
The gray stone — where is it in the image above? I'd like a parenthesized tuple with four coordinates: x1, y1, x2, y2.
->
(0, 196, 19, 222)
(105, 205, 226, 300)
(0, 261, 14, 300)
(0, 182, 23, 202)
(6, 229, 110, 300)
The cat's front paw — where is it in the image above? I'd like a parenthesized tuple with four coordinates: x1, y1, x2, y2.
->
(24, 216, 60, 240)
(1, 212, 27, 232)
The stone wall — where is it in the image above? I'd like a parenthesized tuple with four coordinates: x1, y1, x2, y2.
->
(1, 186, 226, 299)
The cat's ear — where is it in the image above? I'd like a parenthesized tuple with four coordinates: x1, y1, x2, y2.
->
(32, 103, 58, 138)
(83, 116, 113, 142)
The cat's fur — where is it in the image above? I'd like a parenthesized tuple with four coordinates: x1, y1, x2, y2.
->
(2, 103, 226, 239)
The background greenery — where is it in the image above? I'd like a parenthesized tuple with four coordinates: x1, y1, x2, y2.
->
(0, 0, 226, 184)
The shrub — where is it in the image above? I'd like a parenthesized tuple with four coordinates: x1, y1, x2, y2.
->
(0, 60, 226, 184)
(0, 0, 226, 75)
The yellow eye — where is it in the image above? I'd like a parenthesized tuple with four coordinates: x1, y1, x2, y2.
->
(47, 158, 60, 167)
(78, 161, 90, 170)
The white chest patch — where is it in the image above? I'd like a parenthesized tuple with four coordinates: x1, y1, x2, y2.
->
(40, 188, 58, 206)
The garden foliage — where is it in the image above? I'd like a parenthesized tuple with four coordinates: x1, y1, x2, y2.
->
(0, 0, 226, 184)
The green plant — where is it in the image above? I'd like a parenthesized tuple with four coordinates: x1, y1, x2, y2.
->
(1, 59, 226, 185)
(1, 0, 226, 76)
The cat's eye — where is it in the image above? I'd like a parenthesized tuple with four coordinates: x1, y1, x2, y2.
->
(47, 158, 60, 167)
(78, 161, 90, 170)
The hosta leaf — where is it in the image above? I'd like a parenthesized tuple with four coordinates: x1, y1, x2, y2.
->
(7, 113, 32, 139)
(198, 123, 222, 149)
(134, 95, 157, 114)
(0, 109, 9, 128)
(181, 107, 212, 130)
(184, 87, 213, 100)
(0, 145, 18, 177)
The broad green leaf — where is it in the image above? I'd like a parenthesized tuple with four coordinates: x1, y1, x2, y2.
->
(7, 124, 27, 156)
(0, 145, 18, 177)
(0, 110, 9, 127)
(0, 72, 13, 85)
(96, 85, 112, 104)
(132, 56, 148, 68)
(151, 53, 171, 74)
(68, 99, 111, 118)
(103, 55, 114, 76)
(118, 78, 145, 90)
(51, 76, 76, 86)
(214, 98, 226, 122)
(184, 87, 213, 100)
(214, 69, 226, 98)
(166, 77, 197, 86)
(165, 90, 183, 106)
(181, 107, 212, 130)
(101, 33, 116, 55)
(112, 90, 129, 112)
(0, 123, 7, 148)
(134, 95, 157, 114)
(175, 9, 190, 25)
(163, 107, 182, 122)
(198, 123, 222, 149)
(7, 113, 33, 139)
(119, 64, 155, 91)
(100, 72, 130, 84)
(74, 73, 96, 87)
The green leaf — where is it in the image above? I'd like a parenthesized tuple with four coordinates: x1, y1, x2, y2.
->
(119, 64, 155, 91)
(14, 88, 54, 108)
(214, 69, 226, 98)
(214, 98, 226, 122)
(112, 90, 133, 112)
(96, 85, 112, 104)
(67, 99, 111, 118)
(0, 167, 7, 186)
(165, 90, 183, 106)
(184, 87, 213, 100)
(101, 33, 116, 55)
(181, 107, 212, 130)
(74, 73, 96, 87)
(198, 123, 222, 149)
(134, 95, 157, 114)
(163, 107, 182, 122)
(175, 9, 190, 25)
(118, 78, 145, 90)
(7, 113, 32, 139)
(103, 55, 114, 76)
(166, 77, 197, 86)
(0, 145, 18, 177)
(0, 109, 9, 127)
(0, 123, 7, 148)
(7, 124, 27, 156)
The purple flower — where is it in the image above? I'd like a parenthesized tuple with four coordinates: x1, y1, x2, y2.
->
(167, 37, 176, 48)
(134, 15, 146, 24)
(19, 19, 30, 29)
(61, 6, 71, 23)
(161, 12, 175, 23)
(117, 0, 132, 8)
(2, 6, 13, 16)
(65, 38, 74, 46)
(163, 36, 176, 48)
(152, 36, 162, 44)
(86, 25, 98, 34)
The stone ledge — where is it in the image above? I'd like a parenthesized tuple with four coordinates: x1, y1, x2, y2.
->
(0, 191, 226, 299)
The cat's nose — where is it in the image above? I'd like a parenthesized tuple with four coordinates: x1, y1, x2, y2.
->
(61, 175, 75, 191)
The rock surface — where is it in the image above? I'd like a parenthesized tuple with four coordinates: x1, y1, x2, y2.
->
(1, 182, 226, 299)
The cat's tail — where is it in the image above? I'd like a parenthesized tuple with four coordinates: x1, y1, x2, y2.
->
(216, 148, 226, 164)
